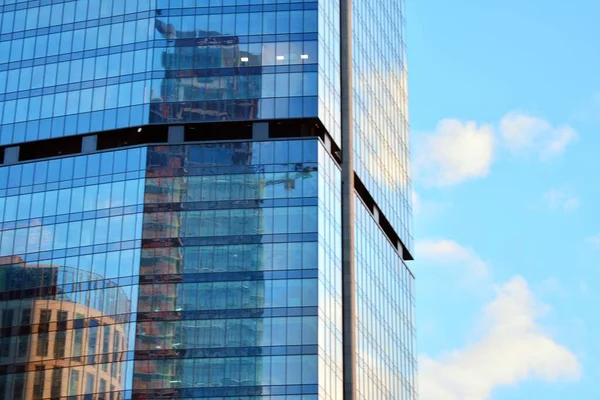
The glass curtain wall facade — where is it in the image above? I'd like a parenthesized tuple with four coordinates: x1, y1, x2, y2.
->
(351, 0, 416, 398)
(352, 0, 412, 249)
(0, 0, 328, 145)
(0, 1, 414, 400)
(0, 148, 146, 400)
(0, 140, 343, 399)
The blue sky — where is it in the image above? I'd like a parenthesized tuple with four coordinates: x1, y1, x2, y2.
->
(405, 1, 600, 399)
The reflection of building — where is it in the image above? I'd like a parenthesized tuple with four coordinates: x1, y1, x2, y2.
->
(0, 257, 130, 400)
(150, 21, 260, 123)
(134, 144, 269, 396)
(1, 0, 416, 398)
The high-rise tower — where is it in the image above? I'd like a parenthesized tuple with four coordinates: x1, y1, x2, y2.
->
(0, 1, 415, 399)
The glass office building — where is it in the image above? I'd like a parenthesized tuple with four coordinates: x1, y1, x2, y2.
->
(0, 1, 415, 400)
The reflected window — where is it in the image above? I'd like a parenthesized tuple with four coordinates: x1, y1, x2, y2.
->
(0, 375, 6, 400)
(1, 309, 13, 328)
(39, 310, 52, 324)
(88, 320, 100, 364)
(99, 379, 107, 400)
(13, 372, 25, 400)
(85, 373, 94, 400)
(17, 336, 28, 357)
(69, 370, 80, 397)
(19, 308, 31, 326)
(102, 325, 110, 367)
(113, 331, 121, 363)
(54, 331, 67, 358)
(0, 341, 9, 357)
(51, 369, 62, 399)
(37, 310, 51, 357)
(73, 328, 83, 361)
(33, 367, 45, 400)
(57, 311, 68, 330)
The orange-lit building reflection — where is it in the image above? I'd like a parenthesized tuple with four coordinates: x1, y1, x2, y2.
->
(0, 256, 130, 400)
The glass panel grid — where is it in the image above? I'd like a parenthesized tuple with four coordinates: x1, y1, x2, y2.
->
(351, 0, 413, 252)
(0, 1, 326, 146)
(131, 139, 333, 399)
(0, 147, 146, 400)
(355, 194, 417, 400)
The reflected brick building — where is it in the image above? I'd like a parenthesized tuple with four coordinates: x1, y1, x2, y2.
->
(0, 256, 130, 400)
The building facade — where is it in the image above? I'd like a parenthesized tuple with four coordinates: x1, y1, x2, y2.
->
(0, 1, 415, 399)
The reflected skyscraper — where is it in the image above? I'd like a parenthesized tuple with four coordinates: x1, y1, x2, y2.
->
(149, 20, 261, 123)
(0, 1, 415, 400)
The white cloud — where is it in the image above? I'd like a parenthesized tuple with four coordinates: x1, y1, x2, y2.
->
(544, 189, 580, 212)
(416, 239, 490, 281)
(500, 112, 578, 159)
(413, 112, 577, 188)
(414, 119, 495, 187)
(420, 276, 582, 400)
